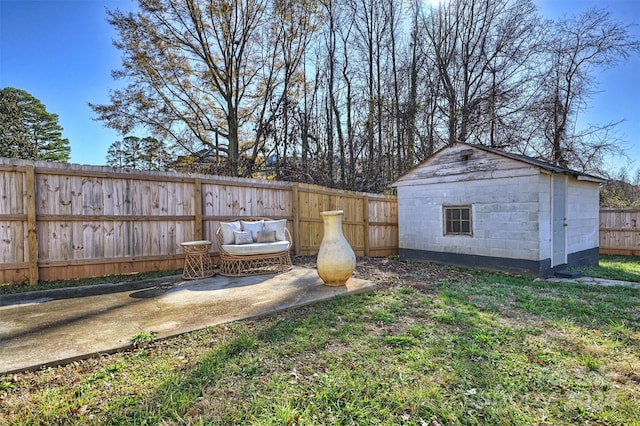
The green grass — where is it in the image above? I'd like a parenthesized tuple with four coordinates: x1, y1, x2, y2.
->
(129, 331, 156, 347)
(578, 255, 640, 282)
(1, 258, 639, 425)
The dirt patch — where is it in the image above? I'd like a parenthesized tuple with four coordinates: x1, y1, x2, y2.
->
(293, 255, 476, 292)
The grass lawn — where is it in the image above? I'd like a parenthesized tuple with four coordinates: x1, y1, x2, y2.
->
(578, 255, 640, 283)
(1, 256, 639, 425)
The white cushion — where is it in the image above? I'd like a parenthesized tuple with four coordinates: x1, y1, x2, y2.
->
(234, 231, 253, 245)
(222, 240, 290, 256)
(241, 220, 264, 242)
(264, 219, 287, 241)
(220, 221, 241, 244)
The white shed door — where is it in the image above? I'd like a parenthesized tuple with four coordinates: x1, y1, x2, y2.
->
(552, 175, 567, 267)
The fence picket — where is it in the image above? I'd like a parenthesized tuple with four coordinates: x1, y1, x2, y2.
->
(600, 208, 640, 256)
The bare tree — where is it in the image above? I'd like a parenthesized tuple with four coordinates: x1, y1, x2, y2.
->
(535, 8, 640, 170)
(405, 0, 423, 167)
(422, 0, 544, 148)
(92, 0, 640, 189)
(385, 0, 403, 175)
(321, 0, 339, 186)
(91, 0, 270, 176)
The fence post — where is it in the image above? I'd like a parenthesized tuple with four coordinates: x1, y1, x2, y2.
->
(363, 195, 370, 257)
(194, 178, 203, 240)
(25, 165, 39, 284)
(291, 183, 300, 255)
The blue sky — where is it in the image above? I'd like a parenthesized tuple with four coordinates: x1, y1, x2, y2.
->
(0, 0, 134, 166)
(1, 0, 639, 175)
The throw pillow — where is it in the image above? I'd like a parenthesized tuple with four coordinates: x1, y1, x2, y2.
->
(257, 230, 276, 243)
(220, 221, 241, 244)
(234, 231, 253, 245)
(240, 220, 264, 242)
(264, 219, 287, 241)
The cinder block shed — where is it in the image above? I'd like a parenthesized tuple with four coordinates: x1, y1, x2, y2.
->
(391, 142, 605, 277)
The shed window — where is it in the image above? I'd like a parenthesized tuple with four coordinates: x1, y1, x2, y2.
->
(444, 206, 472, 236)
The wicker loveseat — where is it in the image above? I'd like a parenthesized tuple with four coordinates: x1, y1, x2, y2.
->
(215, 217, 293, 276)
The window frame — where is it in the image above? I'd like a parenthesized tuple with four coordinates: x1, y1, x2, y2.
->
(443, 205, 473, 236)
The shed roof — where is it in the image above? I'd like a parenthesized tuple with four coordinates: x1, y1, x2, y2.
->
(392, 142, 606, 186)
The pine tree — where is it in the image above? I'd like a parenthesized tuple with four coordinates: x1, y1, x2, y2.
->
(0, 87, 71, 162)
(0, 88, 36, 159)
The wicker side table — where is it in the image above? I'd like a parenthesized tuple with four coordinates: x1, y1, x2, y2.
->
(180, 240, 214, 280)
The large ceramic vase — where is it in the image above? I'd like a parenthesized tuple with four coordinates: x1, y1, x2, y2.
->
(317, 210, 356, 286)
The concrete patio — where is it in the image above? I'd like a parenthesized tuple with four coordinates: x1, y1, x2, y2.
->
(0, 267, 375, 374)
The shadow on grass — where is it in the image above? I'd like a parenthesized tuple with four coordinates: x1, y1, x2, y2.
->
(438, 272, 640, 331)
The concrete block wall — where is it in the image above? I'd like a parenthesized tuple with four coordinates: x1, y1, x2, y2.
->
(397, 172, 543, 261)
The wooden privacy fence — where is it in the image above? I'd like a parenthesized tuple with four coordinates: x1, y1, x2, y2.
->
(599, 208, 640, 256)
(0, 158, 398, 285)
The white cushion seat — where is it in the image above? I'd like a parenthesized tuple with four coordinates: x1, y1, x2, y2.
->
(216, 217, 293, 276)
(221, 240, 290, 256)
